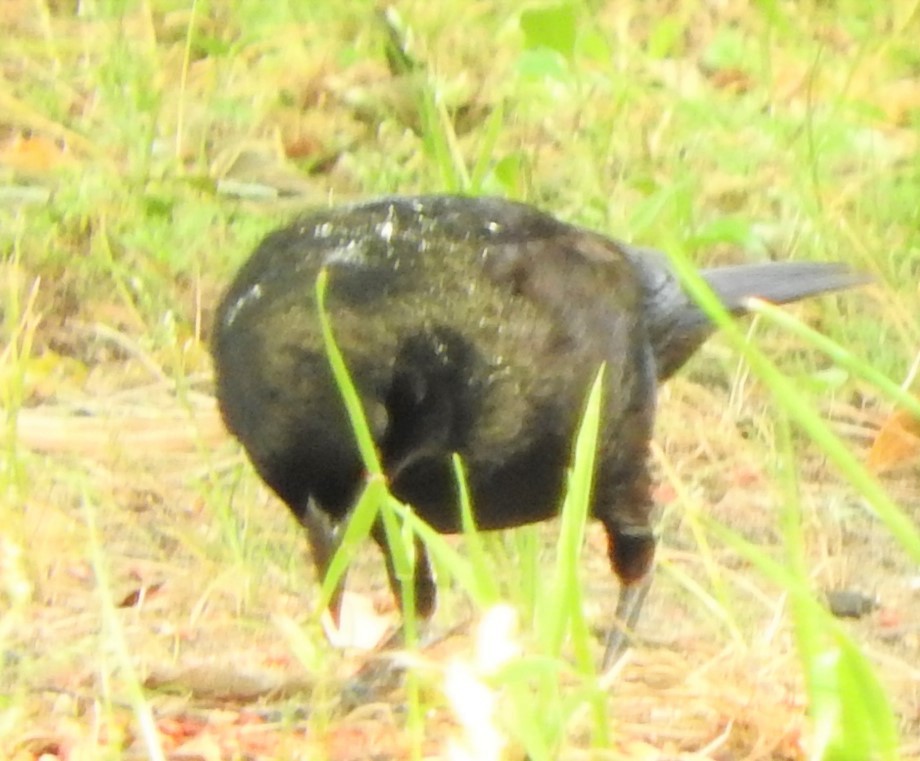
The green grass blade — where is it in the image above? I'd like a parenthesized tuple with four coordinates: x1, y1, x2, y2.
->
(668, 257, 920, 565)
(747, 297, 920, 420)
(317, 479, 386, 612)
(315, 268, 382, 476)
(82, 487, 166, 761)
(542, 364, 604, 657)
(454, 453, 501, 605)
(702, 514, 900, 761)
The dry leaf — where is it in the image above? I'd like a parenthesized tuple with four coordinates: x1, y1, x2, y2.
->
(321, 590, 395, 651)
(867, 406, 920, 473)
(0, 133, 75, 173)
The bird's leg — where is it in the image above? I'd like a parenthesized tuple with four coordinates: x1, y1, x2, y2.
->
(333, 522, 437, 706)
(601, 520, 656, 668)
(298, 498, 346, 624)
(371, 519, 437, 622)
(603, 574, 652, 668)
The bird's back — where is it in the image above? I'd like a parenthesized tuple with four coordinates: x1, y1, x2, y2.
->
(212, 196, 654, 532)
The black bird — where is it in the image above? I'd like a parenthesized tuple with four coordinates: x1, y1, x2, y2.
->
(212, 195, 864, 665)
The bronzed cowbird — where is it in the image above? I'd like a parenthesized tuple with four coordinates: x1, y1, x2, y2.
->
(212, 195, 864, 665)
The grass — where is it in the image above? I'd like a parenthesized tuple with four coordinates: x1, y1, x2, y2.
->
(2, 0, 919, 758)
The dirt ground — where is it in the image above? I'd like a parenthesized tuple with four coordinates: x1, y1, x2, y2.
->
(5, 319, 919, 759)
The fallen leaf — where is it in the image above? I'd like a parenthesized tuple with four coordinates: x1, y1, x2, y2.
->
(321, 590, 395, 651)
(0, 133, 75, 173)
(867, 406, 920, 473)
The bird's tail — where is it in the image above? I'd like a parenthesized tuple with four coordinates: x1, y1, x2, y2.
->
(649, 260, 869, 380)
(701, 261, 869, 314)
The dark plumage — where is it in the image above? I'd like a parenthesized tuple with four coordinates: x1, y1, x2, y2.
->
(212, 195, 864, 664)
